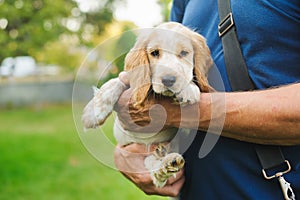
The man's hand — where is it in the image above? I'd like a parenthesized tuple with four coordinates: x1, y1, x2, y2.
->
(115, 71, 182, 133)
(114, 143, 185, 197)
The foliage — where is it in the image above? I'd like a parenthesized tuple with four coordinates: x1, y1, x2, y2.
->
(35, 37, 84, 70)
(76, 21, 137, 85)
(0, 0, 172, 72)
(0, 0, 117, 68)
(102, 23, 137, 84)
(0, 104, 167, 200)
(157, 0, 172, 22)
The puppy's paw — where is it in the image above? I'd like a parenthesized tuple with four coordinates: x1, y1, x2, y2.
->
(175, 83, 200, 105)
(144, 150, 185, 188)
(154, 143, 168, 158)
(152, 153, 185, 188)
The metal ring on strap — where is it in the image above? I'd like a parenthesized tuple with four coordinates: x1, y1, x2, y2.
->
(218, 12, 234, 37)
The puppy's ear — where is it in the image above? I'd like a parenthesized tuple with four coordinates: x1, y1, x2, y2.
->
(190, 32, 214, 92)
(124, 35, 151, 107)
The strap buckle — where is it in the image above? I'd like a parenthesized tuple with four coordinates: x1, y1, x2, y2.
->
(262, 160, 296, 200)
(218, 12, 234, 37)
(278, 175, 296, 200)
(262, 160, 291, 180)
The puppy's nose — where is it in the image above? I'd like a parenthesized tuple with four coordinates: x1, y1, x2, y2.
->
(162, 75, 176, 87)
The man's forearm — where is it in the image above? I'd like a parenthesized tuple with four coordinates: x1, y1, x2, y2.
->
(174, 83, 300, 145)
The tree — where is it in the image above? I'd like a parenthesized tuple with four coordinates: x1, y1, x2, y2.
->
(157, 0, 172, 22)
(0, 0, 117, 65)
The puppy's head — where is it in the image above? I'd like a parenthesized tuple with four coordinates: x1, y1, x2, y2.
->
(124, 22, 213, 107)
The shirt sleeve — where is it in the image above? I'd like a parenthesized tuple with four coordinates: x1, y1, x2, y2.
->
(170, 0, 186, 22)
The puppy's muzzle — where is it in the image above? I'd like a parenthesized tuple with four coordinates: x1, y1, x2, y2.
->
(162, 75, 176, 87)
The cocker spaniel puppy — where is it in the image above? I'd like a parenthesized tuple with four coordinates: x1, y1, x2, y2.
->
(82, 22, 213, 188)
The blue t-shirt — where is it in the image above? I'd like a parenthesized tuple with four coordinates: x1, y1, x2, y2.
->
(170, 0, 300, 199)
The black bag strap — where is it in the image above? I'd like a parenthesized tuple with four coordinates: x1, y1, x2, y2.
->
(217, 0, 255, 91)
(217, 1, 295, 199)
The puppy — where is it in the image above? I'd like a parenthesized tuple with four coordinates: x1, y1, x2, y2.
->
(82, 22, 212, 188)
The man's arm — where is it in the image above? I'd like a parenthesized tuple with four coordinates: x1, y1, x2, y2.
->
(197, 83, 300, 145)
(116, 72, 300, 145)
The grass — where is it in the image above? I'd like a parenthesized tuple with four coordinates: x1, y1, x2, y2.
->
(0, 104, 167, 200)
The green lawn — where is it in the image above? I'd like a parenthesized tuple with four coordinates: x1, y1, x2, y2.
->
(0, 104, 167, 200)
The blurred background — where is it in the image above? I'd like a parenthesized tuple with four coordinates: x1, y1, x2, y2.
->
(0, 0, 172, 199)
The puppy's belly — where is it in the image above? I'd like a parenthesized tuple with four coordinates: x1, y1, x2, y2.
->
(113, 117, 177, 146)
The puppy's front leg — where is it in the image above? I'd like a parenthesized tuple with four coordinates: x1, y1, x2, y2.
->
(82, 78, 127, 129)
(175, 82, 200, 105)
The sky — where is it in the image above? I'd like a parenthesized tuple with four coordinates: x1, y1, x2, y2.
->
(75, 0, 163, 28)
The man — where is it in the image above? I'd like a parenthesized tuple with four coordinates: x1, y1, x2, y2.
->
(114, 0, 300, 199)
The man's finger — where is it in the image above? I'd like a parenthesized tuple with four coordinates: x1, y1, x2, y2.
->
(154, 175, 185, 197)
(118, 71, 130, 85)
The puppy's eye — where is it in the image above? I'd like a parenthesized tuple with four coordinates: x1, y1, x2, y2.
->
(150, 49, 160, 58)
(179, 50, 189, 58)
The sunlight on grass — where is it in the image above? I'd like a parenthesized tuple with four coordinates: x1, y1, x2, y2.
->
(0, 105, 167, 200)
